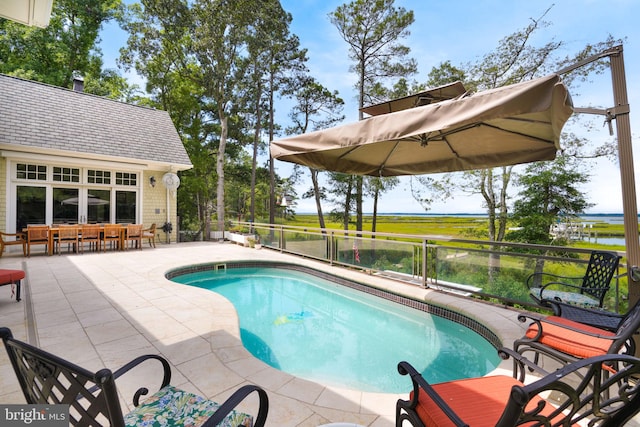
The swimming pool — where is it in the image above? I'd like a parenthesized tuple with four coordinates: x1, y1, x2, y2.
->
(169, 263, 500, 393)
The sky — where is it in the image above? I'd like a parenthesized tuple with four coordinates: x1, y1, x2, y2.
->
(100, 0, 640, 214)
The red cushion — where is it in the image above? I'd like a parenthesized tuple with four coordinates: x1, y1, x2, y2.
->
(411, 375, 556, 427)
(525, 316, 615, 358)
(0, 269, 25, 285)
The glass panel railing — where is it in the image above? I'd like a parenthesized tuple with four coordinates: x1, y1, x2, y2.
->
(234, 221, 627, 313)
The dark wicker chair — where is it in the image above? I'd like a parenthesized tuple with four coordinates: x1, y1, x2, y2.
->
(1, 327, 268, 427)
(546, 297, 640, 331)
(513, 296, 640, 371)
(396, 349, 640, 427)
(526, 250, 620, 308)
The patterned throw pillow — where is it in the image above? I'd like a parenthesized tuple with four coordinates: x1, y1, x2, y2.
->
(124, 385, 253, 427)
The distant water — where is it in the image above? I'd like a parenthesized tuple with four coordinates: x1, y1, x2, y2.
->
(582, 236, 626, 246)
(374, 212, 631, 225)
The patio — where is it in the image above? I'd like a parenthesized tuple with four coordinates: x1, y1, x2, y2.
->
(0, 242, 529, 426)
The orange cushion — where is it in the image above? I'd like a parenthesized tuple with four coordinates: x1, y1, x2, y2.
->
(525, 316, 615, 358)
(410, 375, 559, 427)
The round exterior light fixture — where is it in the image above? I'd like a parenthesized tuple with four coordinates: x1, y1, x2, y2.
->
(162, 172, 180, 191)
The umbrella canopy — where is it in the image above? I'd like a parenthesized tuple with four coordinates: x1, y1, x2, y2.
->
(270, 74, 573, 177)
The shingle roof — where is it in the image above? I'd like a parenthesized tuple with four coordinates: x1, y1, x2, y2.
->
(0, 74, 192, 168)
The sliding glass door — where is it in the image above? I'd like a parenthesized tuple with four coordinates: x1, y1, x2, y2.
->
(86, 189, 111, 223)
(53, 187, 79, 224)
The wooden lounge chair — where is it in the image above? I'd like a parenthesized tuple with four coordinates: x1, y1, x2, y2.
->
(396, 349, 640, 427)
(0, 231, 26, 257)
(526, 250, 620, 308)
(0, 327, 269, 427)
(513, 296, 640, 370)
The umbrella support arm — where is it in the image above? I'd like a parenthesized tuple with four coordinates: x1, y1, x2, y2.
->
(573, 105, 630, 135)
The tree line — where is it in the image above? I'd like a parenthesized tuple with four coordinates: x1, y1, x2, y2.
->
(0, 0, 622, 246)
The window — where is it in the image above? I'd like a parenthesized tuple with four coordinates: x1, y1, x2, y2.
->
(16, 163, 47, 180)
(16, 186, 46, 229)
(115, 172, 137, 186)
(88, 170, 111, 184)
(116, 191, 136, 223)
(53, 167, 80, 183)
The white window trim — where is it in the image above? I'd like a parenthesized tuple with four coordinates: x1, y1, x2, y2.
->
(5, 156, 144, 232)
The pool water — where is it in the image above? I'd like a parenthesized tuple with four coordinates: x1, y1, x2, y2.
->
(172, 267, 499, 393)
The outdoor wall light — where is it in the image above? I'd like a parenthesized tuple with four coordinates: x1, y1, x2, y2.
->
(149, 176, 156, 187)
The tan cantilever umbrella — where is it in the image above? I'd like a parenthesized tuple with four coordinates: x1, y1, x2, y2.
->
(270, 74, 573, 177)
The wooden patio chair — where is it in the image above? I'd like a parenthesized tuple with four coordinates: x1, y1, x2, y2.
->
(80, 224, 101, 253)
(102, 224, 121, 251)
(396, 349, 640, 427)
(56, 224, 79, 255)
(0, 231, 26, 257)
(26, 224, 50, 257)
(513, 297, 640, 371)
(0, 327, 268, 427)
(526, 250, 620, 308)
(142, 223, 157, 248)
(125, 224, 143, 250)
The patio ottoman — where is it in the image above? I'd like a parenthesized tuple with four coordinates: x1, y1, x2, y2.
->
(0, 269, 24, 302)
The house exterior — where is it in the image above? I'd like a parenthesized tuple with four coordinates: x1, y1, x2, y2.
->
(0, 74, 192, 245)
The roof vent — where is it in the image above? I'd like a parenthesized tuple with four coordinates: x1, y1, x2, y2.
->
(72, 76, 84, 92)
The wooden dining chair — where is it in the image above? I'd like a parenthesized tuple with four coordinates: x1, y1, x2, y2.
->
(102, 224, 121, 251)
(26, 225, 50, 257)
(125, 224, 143, 250)
(80, 224, 101, 253)
(56, 224, 79, 255)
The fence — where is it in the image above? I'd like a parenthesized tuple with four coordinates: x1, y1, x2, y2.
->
(231, 221, 627, 313)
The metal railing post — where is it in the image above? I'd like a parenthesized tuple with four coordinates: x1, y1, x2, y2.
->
(421, 239, 427, 288)
(279, 225, 284, 253)
(329, 231, 334, 265)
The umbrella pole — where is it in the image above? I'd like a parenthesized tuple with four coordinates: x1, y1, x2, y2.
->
(558, 45, 639, 307)
(609, 48, 640, 305)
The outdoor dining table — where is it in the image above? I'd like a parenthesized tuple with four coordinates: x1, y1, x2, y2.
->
(23, 224, 128, 255)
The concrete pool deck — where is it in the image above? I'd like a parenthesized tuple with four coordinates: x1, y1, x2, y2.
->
(0, 242, 529, 426)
